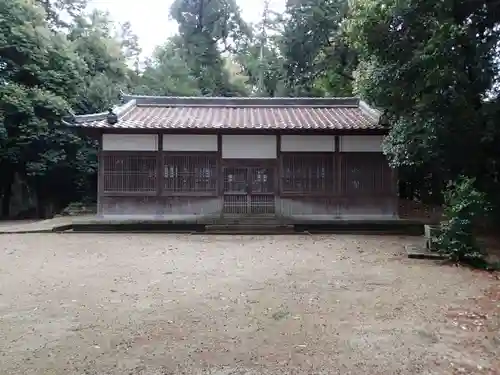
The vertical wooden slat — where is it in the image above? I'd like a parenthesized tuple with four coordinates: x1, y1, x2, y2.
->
(390, 166, 399, 216)
(157, 133, 163, 197)
(276, 134, 281, 195)
(97, 131, 104, 216)
(280, 153, 334, 194)
(156, 133, 163, 214)
(221, 163, 276, 216)
(217, 134, 223, 196)
(335, 136, 341, 196)
(162, 153, 217, 194)
(101, 152, 157, 194)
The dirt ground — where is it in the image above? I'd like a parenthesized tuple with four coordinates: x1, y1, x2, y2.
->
(0, 233, 499, 375)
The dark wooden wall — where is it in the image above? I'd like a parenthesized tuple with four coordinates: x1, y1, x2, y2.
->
(98, 147, 396, 218)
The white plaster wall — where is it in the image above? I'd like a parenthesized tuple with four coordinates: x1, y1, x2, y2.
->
(339, 135, 384, 152)
(281, 135, 336, 152)
(222, 135, 277, 159)
(162, 134, 218, 151)
(102, 134, 158, 151)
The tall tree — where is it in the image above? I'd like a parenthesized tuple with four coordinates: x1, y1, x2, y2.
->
(0, 0, 91, 217)
(170, 0, 251, 96)
(281, 0, 356, 96)
(236, 8, 286, 96)
(135, 36, 202, 96)
(68, 10, 132, 114)
(35, 0, 88, 29)
(345, 0, 500, 203)
(117, 21, 142, 74)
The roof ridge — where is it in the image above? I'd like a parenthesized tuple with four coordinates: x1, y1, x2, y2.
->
(121, 93, 361, 108)
(135, 103, 358, 108)
(122, 94, 360, 100)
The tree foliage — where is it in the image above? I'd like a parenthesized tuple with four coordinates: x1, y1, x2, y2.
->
(436, 176, 490, 266)
(345, 0, 500, 200)
(0, 0, 137, 217)
(0, 0, 90, 217)
(135, 37, 202, 96)
(68, 10, 132, 114)
(35, 0, 88, 29)
(235, 10, 286, 96)
(344, 0, 500, 265)
(281, 0, 356, 96)
(170, 0, 251, 96)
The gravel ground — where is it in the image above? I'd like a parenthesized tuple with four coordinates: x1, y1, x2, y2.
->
(0, 233, 499, 375)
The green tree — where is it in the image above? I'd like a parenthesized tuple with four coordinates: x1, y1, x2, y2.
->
(117, 21, 142, 75)
(68, 10, 132, 114)
(223, 57, 252, 95)
(236, 9, 286, 96)
(281, 0, 356, 96)
(170, 0, 251, 96)
(135, 36, 202, 96)
(0, 0, 92, 217)
(345, 0, 500, 202)
(436, 176, 490, 266)
(35, 0, 88, 29)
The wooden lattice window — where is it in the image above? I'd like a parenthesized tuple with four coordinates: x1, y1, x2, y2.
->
(163, 153, 217, 193)
(341, 153, 391, 196)
(102, 153, 157, 193)
(281, 153, 335, 193)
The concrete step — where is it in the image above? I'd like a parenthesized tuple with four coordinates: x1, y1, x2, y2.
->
(204, 224, 296, 235)
(295, 222, 424, 235)
(405, 245, 449, 260)
(71, 223, 205, 233)
(215, 216, 282, 225)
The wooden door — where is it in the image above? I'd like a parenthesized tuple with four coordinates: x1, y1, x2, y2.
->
(222, 164, 275, 215)
(248, 166, 275, 214)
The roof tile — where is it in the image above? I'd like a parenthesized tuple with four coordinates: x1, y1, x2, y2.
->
(66, 96, 382, 130)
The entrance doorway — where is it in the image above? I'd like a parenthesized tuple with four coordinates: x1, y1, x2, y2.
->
(222, 162, 276, 215)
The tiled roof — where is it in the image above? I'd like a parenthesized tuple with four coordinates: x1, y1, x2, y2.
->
(64, 95, 383, 130)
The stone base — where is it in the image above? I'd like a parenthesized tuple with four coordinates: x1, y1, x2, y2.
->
(405, 245, 449, 260)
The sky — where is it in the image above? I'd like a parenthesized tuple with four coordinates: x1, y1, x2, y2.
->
(88, 0, 287, 58)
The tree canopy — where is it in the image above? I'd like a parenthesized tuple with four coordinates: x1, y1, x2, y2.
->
(345, 0, 500, 205)
(170, 0, 251, 96)
(282, 0, 356, 96)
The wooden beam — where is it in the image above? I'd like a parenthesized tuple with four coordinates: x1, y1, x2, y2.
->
(89, 128, 389, 136)
(217, 134, 223, 196)
(334, 135, 341, 197)
(97, 130, 104, 216)
(391, 167, 399, 217)
(156, 132, 163, 197)
(276, 134, 281, 196)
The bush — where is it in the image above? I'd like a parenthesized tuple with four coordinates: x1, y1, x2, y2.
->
(436, 176, 490, 267)
(60, 201, 97, 216)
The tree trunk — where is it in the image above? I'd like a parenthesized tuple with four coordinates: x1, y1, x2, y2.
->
(34, 181, 45, 219)
(1, 183, 12, 218)
(1, 170, 14, 218)
(36, 196, 46, 219)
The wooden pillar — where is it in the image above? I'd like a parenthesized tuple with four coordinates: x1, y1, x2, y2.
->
(276, 133, 281, 218)
(156, 132, 163, 196)
(217, 133, 223, 216)
(391, 166, 399, 217)
(97, 130, 104, 217)
(156, 132, 163, 216)
(334, 135, 341, 217)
